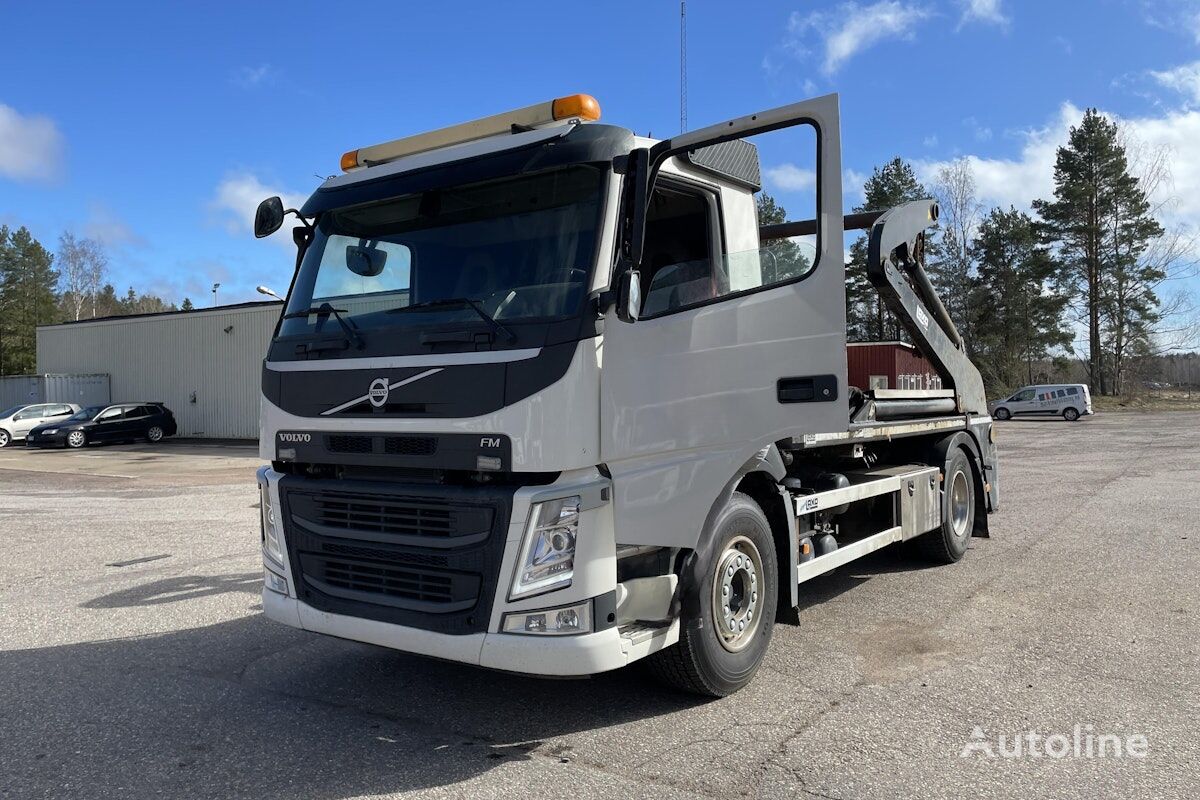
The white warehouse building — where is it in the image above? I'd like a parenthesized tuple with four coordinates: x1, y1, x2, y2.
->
(36, 301, 283, 440)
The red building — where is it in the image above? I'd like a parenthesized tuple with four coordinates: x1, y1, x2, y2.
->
(847, 341, 942, 391)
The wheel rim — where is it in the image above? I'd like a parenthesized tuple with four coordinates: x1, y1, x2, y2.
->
(0, 431, 8, 446)
(950, 469, 971, 537)
(148, 426, 163, 441)
(710, 535, 764, 653)
(68, 431, 84, 447)
(1065, 409, 1077, 420)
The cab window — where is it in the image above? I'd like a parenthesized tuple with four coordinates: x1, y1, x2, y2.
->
(641, 182, 723, 317)
(1011, 389, 1035, 401)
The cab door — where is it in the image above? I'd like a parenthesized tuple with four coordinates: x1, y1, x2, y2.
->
(600, 94, 846, 548)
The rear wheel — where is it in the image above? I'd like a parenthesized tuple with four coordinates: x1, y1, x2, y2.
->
(1062, 407, 1079, 421)
(66, 430, 86, 449)
(916, 448, 976, 564)
(994, 407, 1011, 420)
(646, 492, 778, 697)
(146, 425, 164, 443)
(0, 429, 10, 448)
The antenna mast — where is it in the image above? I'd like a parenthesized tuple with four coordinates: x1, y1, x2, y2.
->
(680, 0, 687, 133)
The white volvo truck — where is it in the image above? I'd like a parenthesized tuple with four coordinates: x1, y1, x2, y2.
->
(253, 92, 998, 696)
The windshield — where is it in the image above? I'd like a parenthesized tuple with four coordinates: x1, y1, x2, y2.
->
(278, 165, 606, 345)
(0, 405, 26, 419)
(69, 405, 105, 421)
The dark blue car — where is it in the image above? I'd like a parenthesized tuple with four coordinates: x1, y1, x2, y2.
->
(26, 402, 178, 448)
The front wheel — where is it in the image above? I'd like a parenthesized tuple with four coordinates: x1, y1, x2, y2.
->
(66, 430, 87, 449)
(994, 407, 1011, 420)
(646, 492, 778, 697)
(0, 429, 10, 448)
(146, 425, 164, 443)
(1062, 407, 1080, 421)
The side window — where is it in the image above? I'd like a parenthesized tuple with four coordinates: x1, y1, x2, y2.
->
(50, 405, 71, 416)
(97, 407, 124, 421)
(641, 183, 722, 317)
(1013, 389, 1035, 401)
(1067, 387, 1079, 395)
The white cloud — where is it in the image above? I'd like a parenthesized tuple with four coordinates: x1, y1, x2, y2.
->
(963, 116, 994, 142)
(82, 203, 144, 249)
(785, 2, 933, 75)
(1150, 61, 1200, 107)
(843, 168, 868, 205)
(766, 163, 816, 192)
(210, 172, 306, 248)
(232, 64, 277, 89)
(0, 103, 64, 183)
(916, 99, 1200, 234)
(923, 134, 939, 147)
(956, 0, 1009, 30)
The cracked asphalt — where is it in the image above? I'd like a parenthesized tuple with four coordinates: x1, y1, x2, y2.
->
(1, 416, 1197, 799)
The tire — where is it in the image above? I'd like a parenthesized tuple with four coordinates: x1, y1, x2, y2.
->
(916, 448, 976, 564)
(146, 425, 164, 443)
(993, 407, 1011, 420)
(0, 429, 10, 448)
(1062, 407, 1079, 422)
(66, 430, 87, 449)
(646, 492, 778, 697)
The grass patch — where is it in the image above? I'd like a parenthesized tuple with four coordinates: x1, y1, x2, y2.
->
(1092, 389, 1200, 412)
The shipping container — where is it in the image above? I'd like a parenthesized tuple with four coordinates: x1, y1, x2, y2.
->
(0, 374, 110, 409)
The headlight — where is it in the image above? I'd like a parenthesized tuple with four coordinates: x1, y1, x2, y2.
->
(260, 484, 284, 567)
(509, 495, 580, 600)
(502, 599, 592, 635)
(43, 429, 57, 435)
(263, 565, 289, 595)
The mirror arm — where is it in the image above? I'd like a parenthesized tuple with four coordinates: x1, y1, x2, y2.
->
(283, 208, 314, 231)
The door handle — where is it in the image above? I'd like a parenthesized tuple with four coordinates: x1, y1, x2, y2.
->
(777, 375, 838, 403)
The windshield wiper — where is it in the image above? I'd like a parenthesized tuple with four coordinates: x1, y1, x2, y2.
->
(283, 303, 365, 349)
(388, 297, 516, 343)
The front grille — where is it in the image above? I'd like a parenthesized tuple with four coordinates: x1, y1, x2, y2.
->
(322, 434, 437, 456)
(327, 434, 373, 454)
(384, 436, 437, 456)
(314, 494, 488, 540)
(280, 478, 514, 634)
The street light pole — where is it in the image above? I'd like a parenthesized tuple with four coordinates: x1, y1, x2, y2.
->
(211, 282, 220, 307)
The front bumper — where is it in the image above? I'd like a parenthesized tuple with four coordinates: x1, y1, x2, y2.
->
(258, 466, 634, 676)
(25, 430, 69, 447)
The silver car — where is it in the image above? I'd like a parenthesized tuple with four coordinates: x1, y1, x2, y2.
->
(0, 403, 82, 447)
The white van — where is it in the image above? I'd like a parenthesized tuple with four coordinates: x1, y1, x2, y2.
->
(989, 384, 1093, 422)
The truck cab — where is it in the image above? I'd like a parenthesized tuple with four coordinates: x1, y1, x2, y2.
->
(254, 93, 999, 696)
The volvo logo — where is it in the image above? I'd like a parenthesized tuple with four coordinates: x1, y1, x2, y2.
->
(278, 432, 311, 443)
(368, 377, 390, 408)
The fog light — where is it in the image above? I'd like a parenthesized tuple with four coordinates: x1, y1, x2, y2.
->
(264, 566, 289, 596)
(502, 600, 592, 636)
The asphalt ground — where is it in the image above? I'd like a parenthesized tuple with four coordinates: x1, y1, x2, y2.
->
(0, 415, 1197, 799)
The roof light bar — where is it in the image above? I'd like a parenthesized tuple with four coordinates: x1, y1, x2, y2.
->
(339, 94, 601, 172)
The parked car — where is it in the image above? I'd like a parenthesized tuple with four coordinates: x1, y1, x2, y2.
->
(25, 402, 178, 448)
(0, 402, 82, 447)
(989, 384, 1093, 421)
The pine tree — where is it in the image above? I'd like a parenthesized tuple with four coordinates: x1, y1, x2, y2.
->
(1033, 109, 1163, 395)
(181, 297, 195, 311)
(970, 207, 1071, 391)
(0, 226, 59, 375)
(845, 158, 929, 341)
(756, 192, 811, 282)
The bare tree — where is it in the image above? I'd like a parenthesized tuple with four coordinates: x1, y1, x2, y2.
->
(930, 158, 982, 349)
(56, 232, 108, 321)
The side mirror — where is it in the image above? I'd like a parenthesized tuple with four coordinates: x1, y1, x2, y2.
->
(616, 269, 642, 323)
(254, 196, 285, 239)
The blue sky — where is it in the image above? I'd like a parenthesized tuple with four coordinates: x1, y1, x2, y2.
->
(2, 0, 1199, 308)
